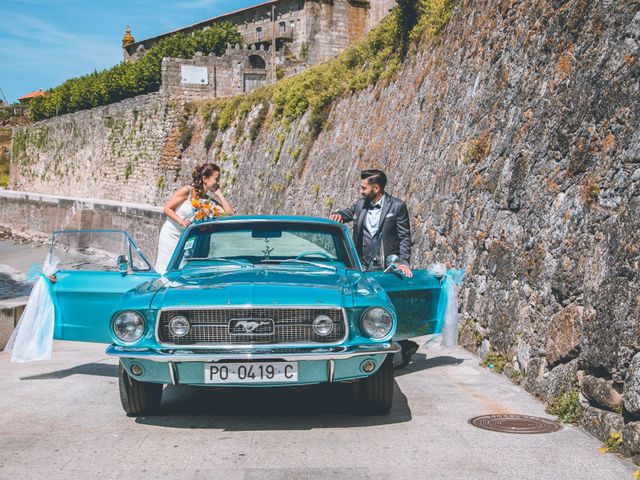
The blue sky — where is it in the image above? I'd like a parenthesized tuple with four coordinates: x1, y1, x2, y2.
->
(0, 0, 258, 103)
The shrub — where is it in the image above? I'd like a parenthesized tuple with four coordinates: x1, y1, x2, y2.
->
(30, 23, 240, 120)
(546, 390, 584, 424)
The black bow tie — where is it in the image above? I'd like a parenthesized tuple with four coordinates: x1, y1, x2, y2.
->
(366, 203, 382, 210)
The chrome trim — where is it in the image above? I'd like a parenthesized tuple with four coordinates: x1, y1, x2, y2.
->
(154, 305, 349, 348)
(228, 318, 275, 336)
(327, 359, 335, 382)
(168, 361, 178, 386)
(106, 342, 400, 363)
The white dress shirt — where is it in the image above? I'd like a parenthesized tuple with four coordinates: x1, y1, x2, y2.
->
(365, 196, 385, 236)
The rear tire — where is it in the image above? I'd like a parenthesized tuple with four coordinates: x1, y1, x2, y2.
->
(118, 363, 163, 416)
(355, 355, 394, 414)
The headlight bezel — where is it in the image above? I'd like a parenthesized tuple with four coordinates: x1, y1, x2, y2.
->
(112, 310, 146, 343)
(360, 307, 394, 339)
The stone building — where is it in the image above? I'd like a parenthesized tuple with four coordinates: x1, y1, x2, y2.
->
(160, 45, 278, 101)
(123, 0, 396, 66)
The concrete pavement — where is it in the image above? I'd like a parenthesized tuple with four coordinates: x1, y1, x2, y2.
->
(0, 339, 636, 479)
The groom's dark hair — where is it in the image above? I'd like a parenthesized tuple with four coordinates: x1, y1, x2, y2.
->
(361, 169, 387, 190)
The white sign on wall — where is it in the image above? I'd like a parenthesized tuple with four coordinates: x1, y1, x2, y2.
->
(181, 65, 209, 85)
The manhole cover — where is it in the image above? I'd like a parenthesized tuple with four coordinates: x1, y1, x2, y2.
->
(468, 414, 562, 434)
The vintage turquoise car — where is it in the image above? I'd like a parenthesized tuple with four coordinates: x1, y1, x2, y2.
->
(49, 216, 451, 416)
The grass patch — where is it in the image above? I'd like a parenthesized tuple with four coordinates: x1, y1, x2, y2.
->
(581, 173, 600, 206)
(546, 390, 584, 424)
(481, 350, 507, 374)
(462, 133, 491, 164)
(599, 431, 622, 454)
(124, 161, 133, 180)
(509, 369, 524, 385)
(324, 197, 334, 210)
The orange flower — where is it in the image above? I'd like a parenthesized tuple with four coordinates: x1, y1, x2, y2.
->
(191, 200, 199, 207)
(195, 211, 204, 220)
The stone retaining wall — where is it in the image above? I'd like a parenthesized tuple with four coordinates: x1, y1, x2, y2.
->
(0, 297, 27, 350)
(0, 191, 164, 264)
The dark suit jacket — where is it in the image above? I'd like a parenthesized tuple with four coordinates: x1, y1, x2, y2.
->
(336, 193, 412, 268)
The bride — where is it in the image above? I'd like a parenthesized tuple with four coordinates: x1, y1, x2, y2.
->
(154, 163, 234, 273)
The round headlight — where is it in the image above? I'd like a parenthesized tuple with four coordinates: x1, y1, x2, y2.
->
(169, 316, 191, 337)
(312, 315, 334, 336)
(361, 307, 393, 339)
(113, 311, 145, 343)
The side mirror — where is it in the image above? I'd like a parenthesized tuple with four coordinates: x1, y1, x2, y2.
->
(116, 255, 129, 273)
(383, 254, 401, 273)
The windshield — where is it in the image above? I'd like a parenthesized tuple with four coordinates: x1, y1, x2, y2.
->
(171, 221, 356, 270)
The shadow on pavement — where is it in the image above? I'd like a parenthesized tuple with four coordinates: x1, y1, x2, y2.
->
(393, 353, 465, 378)
(20, 362, 117, 380)
(136, 380, 412, 430)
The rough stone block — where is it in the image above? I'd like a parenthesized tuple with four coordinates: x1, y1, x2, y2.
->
(624, 352, 640, 416)
(545, 304, 589, 367)
(545, 359, 579, 402)
(583, 406, 624, 443)
(622, 421, 640, 457)
(582, 375, 624, 413)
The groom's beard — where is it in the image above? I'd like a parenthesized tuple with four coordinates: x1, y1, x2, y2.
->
(362, 192, 375, 201)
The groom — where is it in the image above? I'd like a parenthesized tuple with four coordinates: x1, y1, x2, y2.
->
(329, 169, 418, 368)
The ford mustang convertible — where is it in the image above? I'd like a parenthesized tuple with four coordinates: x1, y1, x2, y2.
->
(49, 216, 450, 415)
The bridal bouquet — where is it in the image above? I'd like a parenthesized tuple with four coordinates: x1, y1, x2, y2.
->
(192, 197, 224, 224)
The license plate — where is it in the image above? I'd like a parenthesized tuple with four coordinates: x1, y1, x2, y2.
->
(204, 362, 298, 384)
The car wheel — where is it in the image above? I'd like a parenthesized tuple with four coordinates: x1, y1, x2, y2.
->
(356, 355, 394, 414)
(118, 363, 163, 416)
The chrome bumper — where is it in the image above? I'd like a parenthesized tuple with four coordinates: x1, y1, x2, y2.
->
(106, 343, 400, 363)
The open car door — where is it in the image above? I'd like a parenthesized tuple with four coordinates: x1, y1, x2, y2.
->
(49, 230, 160, 343)
(366, 269, 448, 340)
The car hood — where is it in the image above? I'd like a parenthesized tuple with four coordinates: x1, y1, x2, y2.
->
(150, 267, 358, 309)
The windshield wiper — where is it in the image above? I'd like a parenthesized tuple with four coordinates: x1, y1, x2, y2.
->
(183, 256, 254, 268)
(279, 259, 337, 272)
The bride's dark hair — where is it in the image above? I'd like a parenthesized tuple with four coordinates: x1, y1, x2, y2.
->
(191, 163, 220, 198)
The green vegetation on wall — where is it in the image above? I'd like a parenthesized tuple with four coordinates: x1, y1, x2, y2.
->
(30, 23, 241, 120)
(199, 0, 454, 136)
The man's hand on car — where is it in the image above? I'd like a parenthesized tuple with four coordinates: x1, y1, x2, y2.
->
(329, 213, 344, 223)
(398, 265, 413, 278)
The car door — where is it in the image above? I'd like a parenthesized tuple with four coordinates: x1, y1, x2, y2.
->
(49, 230, 160, 343)
(366, 269, 448, 339)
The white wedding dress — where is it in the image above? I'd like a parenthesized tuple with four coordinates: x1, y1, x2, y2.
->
(154, 191, 195, 274)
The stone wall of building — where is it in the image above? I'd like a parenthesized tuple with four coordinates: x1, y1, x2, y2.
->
(124, 0, 391, 64)
(161, 46, 276, 101)
(9, 0, 640, 458)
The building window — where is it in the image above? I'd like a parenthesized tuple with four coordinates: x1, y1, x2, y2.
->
(279, 22, 286, 33)
(256, 27, 263, 41)
(290, 20, 295, 29)
(248, 55, 266, 69)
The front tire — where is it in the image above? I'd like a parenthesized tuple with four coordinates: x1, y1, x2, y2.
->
(118, 363, 163, 416)
(354, 355, 394, 414)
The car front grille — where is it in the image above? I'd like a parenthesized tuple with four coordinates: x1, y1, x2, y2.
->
(157, 308, 347, 345)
